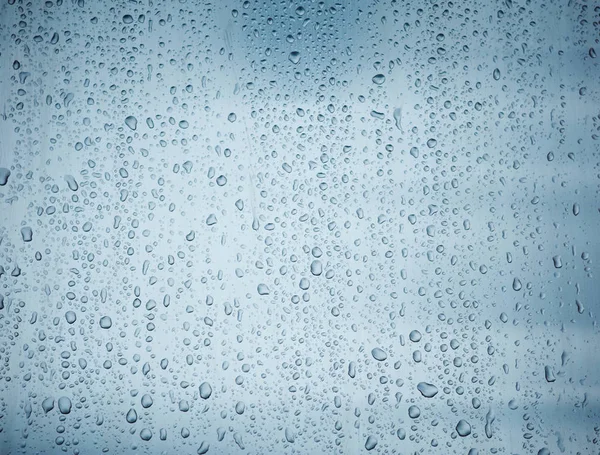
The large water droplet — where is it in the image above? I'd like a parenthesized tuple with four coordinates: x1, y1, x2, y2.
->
(417, 382, 438, 398)
(408, 405, 421, 418)
(57, 397, 72, 414)
(289, 51, 301, 64)
(125, 115, 138, 130)
(365, 435, 378, 450)
(371, 347, 387, 361)
(0, 168, 11, 186)
(199, 382, 212, 399)
(372, 74, 385, 85)
(126, 408, 138, 423)
(21, 227, 33, 242)
(456, 419, 471, 437)
(42, 398, 55, 413)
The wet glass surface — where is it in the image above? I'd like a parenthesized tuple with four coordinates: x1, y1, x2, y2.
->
(0, 1, 599, 454)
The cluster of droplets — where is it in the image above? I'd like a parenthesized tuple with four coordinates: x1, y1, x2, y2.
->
(0, 0, 598, 454)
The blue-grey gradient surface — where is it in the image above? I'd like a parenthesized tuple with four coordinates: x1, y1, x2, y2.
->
(0, 0, 599, 454)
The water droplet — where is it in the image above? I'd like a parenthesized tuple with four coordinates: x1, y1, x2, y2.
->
(512, 278, 522, 291)
(417, 382, 438, 398)
(257, 284, 270, 295)
(371, 347, 387, 361)
(197, 441, 210, 454)
(456, 419, 471, 437)
(64, 175, 78, 191)
(42, 398, 55, 413)
(552, 255, 562, 268)
(365, 435, 378, 450)
(21, 227, 33, 242)
(141, 394, 153, 408)
(409, 330, 422, 342)
(199, 382, 212, 399)
(310, 260, 322, 276)
(372, 74, 386, 85)
(544, 365, 556, 382)
(408, 405, 421, 418)
(235, 401, 245, 414)
(99, 316, 112, 329)
(285, 427, 295, 443)
(57, 397, 72, 414)
(289, 51, 301, 64)
(124, 115, 138, 130)
(65, 311, 77, 324)
(126, 408, 138, 423)
(348, 361, 356, 378)
(0, 168, 11, 186)
(392, 108, 403, 132)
